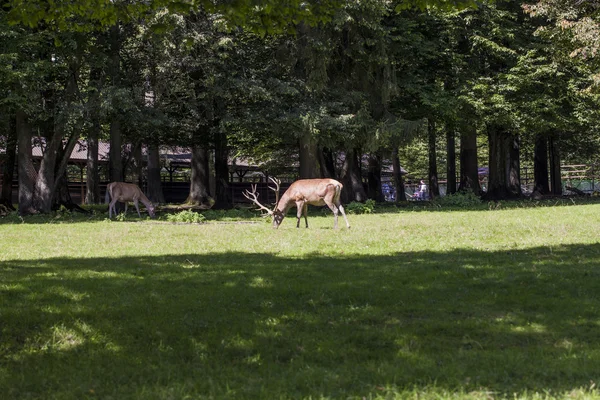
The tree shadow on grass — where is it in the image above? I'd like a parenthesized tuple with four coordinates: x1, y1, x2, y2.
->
(2, 245, 600, 398)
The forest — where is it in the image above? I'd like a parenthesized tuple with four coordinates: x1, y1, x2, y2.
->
(1, 0, 600, 214)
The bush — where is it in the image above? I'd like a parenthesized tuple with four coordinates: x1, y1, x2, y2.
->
(346, 199, 376, 214)
(166, 210, 206, 224)
(433, 191, 481, 207)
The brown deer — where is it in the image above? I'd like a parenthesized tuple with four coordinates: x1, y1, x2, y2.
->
(105, 182, 156, 219)
(243, 177, 350, 229)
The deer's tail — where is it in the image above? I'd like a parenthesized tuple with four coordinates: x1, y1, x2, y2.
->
(334, 183, 342, 202)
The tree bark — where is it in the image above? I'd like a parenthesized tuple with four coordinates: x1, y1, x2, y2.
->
(319, 147, 336, 179)
(85, 65, 102, 204)
(549, 133, 562, 195)
(108, 23, 123, 183)
(146, 144, 164, 203)
(17, 110, 36, 215)
(1, 115, 17, 209)
(446, 127, 457, 195)
(428, 120, 439, 199)
(341, 148, 366, 203)
(214, 128, 231, 209)
(392, 147, 406, 201)
(533, 133, 549, 196)
(299, 129, 320, 179)
(367, 153, 384, 202)
(485, 125, 521, 200)
(186, 125, 213, 207)
(506, 134, 522, 197)
(459, 127, 480, 193)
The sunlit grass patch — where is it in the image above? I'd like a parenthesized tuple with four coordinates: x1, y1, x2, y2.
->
(2, 203, 600, 398)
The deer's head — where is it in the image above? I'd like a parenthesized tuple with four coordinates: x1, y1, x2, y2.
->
(243, 177, 282, 228)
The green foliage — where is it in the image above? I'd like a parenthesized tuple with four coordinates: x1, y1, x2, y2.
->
(166, 210, 206, 223)
(433, 190, 482, 207)
(346, 199, 376, 214)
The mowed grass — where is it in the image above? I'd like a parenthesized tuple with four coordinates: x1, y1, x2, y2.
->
(2, 203, 600, 399)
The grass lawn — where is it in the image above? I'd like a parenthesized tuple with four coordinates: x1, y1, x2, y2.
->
(2, 201, 600, 399)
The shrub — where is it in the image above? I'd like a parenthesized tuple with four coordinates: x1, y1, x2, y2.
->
(166, 210, 206, 224)
(433, 191, 481, 207)
(346, 199, 376, 214)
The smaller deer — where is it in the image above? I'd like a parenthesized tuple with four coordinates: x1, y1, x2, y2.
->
(243, 177, 350, 229)
(105, 182, 156, 219)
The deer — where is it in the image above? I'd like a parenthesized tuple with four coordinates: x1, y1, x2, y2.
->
(105, 182, 156, 219)
(243, 177, 350, 229)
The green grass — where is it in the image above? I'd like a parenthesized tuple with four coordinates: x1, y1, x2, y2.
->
(3, 202, 600, 399)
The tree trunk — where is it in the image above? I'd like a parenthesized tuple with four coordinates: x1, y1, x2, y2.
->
(533, 133, 549, 196)
(486, 125, 508, 199)
(86, 66, 102, 204)
(506, 134, 522, 197)
(186, 125, 213, 207)
(367, 153, 384, 202)
(428, 120, 439, 199)
(146, 144, 164, 203)
(459, 127, 480, 193)
(299, 129, 320, 179)
(17, 110, 36, 215)
(319, 147, 336, 179)
(214, 128, 231, 209)
(485, 125, 521, 200)
(446, 127, 457, 195)
(549, 133, 562, 195)
(108, 24, 123, 183)
(392, 147, 406, 202)
(1, 115, 17, 209)
(341, 148, 366, 203)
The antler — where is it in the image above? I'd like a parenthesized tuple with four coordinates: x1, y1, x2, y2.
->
(243, 184, 274, 215)
(268, 177, 281, 207)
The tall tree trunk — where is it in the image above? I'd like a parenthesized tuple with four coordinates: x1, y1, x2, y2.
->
(446, 127, 457, 195)
(486, 125, 521, 200)
(108, 23, 123, 183)
(341, 148, 366, 203)
(17, 110, 36, 215)
(319, 147, 336, 178)
(459, 127, 480, 193)
(392, 147, 406, 202)
(146, 144, 164, 203)
(186, 126, 213, 207)
(533, 133, 549, 196)
(506, 134, 522, 197)
(86, 129, 100, 204)
(428, 120, 440, 199)
(51, 134, 79, 208)
(367, 153, 383, 201)
(299, 130, 320, 179)
(214, 128, 231, 209)
(486, 125, 508, 200)
(549, 133, 562, 195)
(1, 115, 17, 209)
(86, 66, 102, 204)
(131, 143, 143, 187)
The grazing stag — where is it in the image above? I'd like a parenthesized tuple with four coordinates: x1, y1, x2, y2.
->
(243, 177, 350, 229)
(105, 182, 156, 219)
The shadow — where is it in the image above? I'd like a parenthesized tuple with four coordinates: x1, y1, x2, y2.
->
(2, 245, 600, 397)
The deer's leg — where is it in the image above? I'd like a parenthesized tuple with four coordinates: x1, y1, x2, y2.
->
(124, 202, 128, 215)
(296, 201, 305, 228)
(324, 201, 339, 229)
(303, 203, 309, 228)
(337, 202, 350, 229)
(133, 199, 141, 217)
(109, 198, 118, 219)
